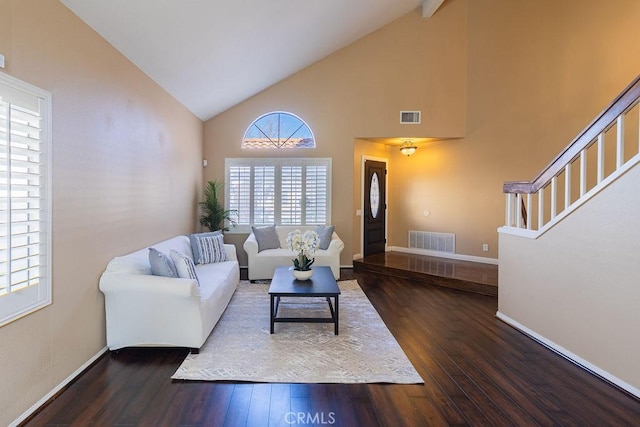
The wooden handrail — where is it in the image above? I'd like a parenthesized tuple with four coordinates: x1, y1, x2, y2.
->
(504, 74, 640, 194)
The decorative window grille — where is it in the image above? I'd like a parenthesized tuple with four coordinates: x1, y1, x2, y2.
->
(242, 111, 315, 149)
(225, 158, 331, 231)
(0, 72, 51, 326)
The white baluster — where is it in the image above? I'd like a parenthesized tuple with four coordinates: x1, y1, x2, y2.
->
(617, 115, 624, 169)
(505, 194, 512, 227)
(564, 163, 571, 209)
(516, 193, 522, 228)
(526, 193, 532, 230)
(551, 176, 557, 218)
(580, 149, 587, 197)
(597, 133, 605, 184)
(538, 187, 544, 231)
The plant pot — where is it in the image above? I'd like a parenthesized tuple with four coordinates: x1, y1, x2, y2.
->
(292, 268, 313, 281)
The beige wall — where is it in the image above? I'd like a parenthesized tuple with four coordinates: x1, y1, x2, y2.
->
(0, 1, 203, 424)
(205, 0, 640, 263)
(389, 0, 640, 258)
(203, 1, 468, 266)
(498, 163, 640, 390)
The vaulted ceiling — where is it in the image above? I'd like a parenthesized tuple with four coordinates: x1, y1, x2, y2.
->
(60, 0, 444, 121)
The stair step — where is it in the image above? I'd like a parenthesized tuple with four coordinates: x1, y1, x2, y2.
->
(353, 252, 498, 297)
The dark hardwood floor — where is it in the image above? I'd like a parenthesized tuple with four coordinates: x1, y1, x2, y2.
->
(24, 269, 640, 426)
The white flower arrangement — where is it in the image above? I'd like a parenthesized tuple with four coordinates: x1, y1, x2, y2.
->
(286, 229, 320, 271)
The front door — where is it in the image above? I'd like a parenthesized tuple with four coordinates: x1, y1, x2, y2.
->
(363, 160, 386, 258)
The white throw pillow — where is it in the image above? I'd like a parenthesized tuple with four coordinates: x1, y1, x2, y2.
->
(169, 250, 200, 284)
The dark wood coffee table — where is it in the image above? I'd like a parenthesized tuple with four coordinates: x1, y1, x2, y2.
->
(269, 266, 341, 335)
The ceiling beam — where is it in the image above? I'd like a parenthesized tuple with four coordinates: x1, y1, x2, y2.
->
(422, 0, 445, 18)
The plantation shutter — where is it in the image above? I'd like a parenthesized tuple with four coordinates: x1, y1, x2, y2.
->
(253, 165, 275, 225)
(280, 165, 302, 225)
(225, 158, 331, 231)
(228, 165, 251, 226)
(304, 164, 328, 225)
(0, 73, 51, 326)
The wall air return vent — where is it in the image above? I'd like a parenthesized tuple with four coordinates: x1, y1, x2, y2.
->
(409, 230, 455, 253)
(400, 110, 421, 124)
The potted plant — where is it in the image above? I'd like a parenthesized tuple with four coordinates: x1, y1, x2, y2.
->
(199, 180, 237, 231)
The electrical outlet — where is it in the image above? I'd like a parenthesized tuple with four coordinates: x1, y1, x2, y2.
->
(482, 244, 489, 252)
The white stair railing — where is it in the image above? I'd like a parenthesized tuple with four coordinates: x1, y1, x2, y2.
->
(502, 75, 640, 237)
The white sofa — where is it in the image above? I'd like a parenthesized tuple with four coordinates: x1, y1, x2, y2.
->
(243, 225, 344, 281)
(99, 235, 239, 351)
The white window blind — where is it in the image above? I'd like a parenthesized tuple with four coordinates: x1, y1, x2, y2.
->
(0, 72, 51, 326)
(253, 166, 275, 224)
(226, 158, 331, 231)
(280, 166, 302, 225)
(305, 165, 328, 224)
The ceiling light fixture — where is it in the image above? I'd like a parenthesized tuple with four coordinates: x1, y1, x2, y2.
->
(400, 140, 417, 156)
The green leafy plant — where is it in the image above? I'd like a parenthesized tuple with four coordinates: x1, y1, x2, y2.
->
(199, 180, 237, 231)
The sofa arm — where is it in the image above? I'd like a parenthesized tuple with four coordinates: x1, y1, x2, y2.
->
(327, 232, 345, 253)
(243, 232, 259, 255)
(224, 243, 238, 261)
(99, 273, 199, 299)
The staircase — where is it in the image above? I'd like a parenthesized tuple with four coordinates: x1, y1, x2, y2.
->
(501, 74, 640, 236)
(353, 252, 498, 296)
(498, 74, 640, 398)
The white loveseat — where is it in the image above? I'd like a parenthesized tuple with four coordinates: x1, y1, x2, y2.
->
(243, 225, 344, 281)
(99, 235, 239, 351)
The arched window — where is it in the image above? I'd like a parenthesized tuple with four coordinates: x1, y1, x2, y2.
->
(242, 111, 315, 149)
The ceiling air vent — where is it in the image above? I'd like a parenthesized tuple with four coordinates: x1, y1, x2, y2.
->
(400, 110, 421, 124)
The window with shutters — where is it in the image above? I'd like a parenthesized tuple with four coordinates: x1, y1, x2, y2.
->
(242, 111, 315, 149)
(225, 158, 331, 232)
(0, 72, 51, 327)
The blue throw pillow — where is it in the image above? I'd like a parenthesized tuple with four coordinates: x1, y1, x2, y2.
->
(252, 225, 280, 252)
(189, 230, 223, 264)
(315, 225, 335, 250)
(148, 248, 178, 277)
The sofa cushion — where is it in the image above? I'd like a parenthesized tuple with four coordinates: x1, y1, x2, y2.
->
(252, 225, 280, 252)
(170, 250, 200, 284)
(148, 247, 178, 277)
(315, 225, 335, 250)
(190, 231, 227, 264)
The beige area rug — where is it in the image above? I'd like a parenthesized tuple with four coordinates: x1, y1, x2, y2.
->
(172, 280, 423, 384)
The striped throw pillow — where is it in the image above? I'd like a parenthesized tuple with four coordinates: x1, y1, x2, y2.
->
(196, 233, 228, 264)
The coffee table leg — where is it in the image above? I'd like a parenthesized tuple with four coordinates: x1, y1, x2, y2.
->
(270, 295, 274, 334)
(334, 295, 339, 335)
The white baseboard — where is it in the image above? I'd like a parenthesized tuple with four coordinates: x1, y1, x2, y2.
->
(496, 311, 640, 398)
(388, 246, 499, 265)
(10, 346, 109, 427)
